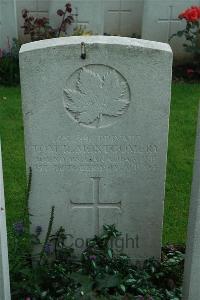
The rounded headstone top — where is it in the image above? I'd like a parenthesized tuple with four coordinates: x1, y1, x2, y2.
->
(20, 36, 172, 55)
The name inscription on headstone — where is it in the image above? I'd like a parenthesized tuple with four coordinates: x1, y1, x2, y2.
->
(30, 135, 158, 173)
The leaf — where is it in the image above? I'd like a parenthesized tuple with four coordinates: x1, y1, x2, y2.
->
(101, 71, 129, 116)
(70, 272, 93, 293)
(103, 98, 129, 117)
(119, 284, 126, 293)
(177, 30, 185, 37)
(91, 260, 96, 269)
(103, 71, 122, 99)
(77, 111, 98, 124)
(63, 67, 129, 125)
(77, 68, 103, 96)
(96, 274, 122, 289)
(125, 278, 136, 285)
(63, 89, 87, 112)
(107, 249, 113, 259)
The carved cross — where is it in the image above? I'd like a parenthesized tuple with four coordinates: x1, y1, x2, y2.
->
(70, 177, 121, 234)
(158, 5, 181, 40)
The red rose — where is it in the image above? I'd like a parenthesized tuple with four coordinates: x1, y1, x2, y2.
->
(186, 7, 199, 21)
(178, 9, 187, 19)
(179, 6, 200, 22)
(191, 6, 200, 18)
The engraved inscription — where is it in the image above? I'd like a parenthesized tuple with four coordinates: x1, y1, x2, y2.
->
(70, 177, 121, 234)
(29, 135, 158, 174)
(63, 64, 131, 128)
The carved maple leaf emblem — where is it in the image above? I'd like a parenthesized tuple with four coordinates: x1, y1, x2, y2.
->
(63, 67, 130, 126)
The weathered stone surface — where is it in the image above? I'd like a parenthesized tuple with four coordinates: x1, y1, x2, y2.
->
(183, 108, 200, 300)
(20, 36, 172, 261)
(0, 141, 11, 300)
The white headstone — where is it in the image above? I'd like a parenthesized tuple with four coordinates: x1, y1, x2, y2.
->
(19, 36, 172, 261)
(0, 141, 11, 300)
(142, 0, 200, 62)
(0, 0, 18, 48)
(48, 0, 104, 35)
(48, 0, 143, 37)
(183, 108, 200, 300)
(104, 0, 143, 37)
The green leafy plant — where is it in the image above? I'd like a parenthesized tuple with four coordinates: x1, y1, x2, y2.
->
(0, 3, 74, 86)
(170, 6, 200, 82)
(0, 38, 20, 86)
(9, 169, 184, 299)
(10, 213, 184, 299)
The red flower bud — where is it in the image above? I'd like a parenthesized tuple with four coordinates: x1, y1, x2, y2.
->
(179, 6, 200, 22)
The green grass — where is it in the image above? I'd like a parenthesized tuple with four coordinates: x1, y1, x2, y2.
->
(0, 84, 200, 245)
(0, 87, 26, 227)
(163, 84, 200, 244)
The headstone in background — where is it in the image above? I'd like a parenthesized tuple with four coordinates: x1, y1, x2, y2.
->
(142, 0, 200, 62)
(48, 0, 104, 35)
(183, 108, 200, 300)
(14, 0, 198, 61)
(20, 36, 172, 262)
(49, 0, 143, 37)
(104, 0, 143, 37)
(0, 141, 11, 300)
(0, 0, 18, 48)
(16, 0, 49, 43)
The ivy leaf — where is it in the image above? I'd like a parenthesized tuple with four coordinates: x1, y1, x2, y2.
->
(176, 30, 185, 37)
(96, 274, 122, 289)
(107, 248, 113, 259)
(70, 272, 93, 293)
(119, 284, 126, 293)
